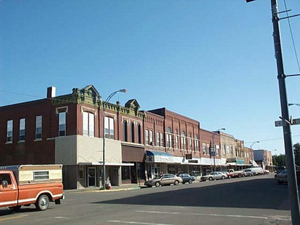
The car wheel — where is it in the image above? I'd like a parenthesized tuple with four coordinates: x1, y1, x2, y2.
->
(35, 194, 49, 211)
(188, 179, 192, 184)
(155, 182, 160, 187)
(174, 180, 179, 186)
(209, 177, 213, 181)
(228, 176, 231, 179)
(222, 176, 225, 180)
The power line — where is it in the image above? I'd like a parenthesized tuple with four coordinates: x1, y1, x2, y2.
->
(283, 0, 300, 72)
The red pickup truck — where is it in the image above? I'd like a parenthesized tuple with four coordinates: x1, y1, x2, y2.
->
(0, 165, 64, 211)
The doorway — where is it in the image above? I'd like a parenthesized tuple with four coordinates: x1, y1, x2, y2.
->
(88, 167, 96, 187)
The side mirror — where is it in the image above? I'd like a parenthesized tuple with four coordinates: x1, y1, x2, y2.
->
(2, 180, 8, 188)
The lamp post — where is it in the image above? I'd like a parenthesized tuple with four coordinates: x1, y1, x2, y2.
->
(250, 141, 259, 149)
(212, 128, 226, 171)
(101, 89, 126, 190)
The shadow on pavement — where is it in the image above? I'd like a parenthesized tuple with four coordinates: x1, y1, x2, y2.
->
(93, 178, 291, 210)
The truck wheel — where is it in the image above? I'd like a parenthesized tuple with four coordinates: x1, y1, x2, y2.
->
(188, 179, 192, 184)
(174, 180, 179, 185)
(155, 182, 160, 187)
(35, 194, 49, 211)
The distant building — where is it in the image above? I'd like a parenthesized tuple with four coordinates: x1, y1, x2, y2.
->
(254, 149, 273, 170)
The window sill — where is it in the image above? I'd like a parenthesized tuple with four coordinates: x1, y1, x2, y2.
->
(18, 140, 25, 143)
(34, 139, 42, 142)
(5, 141, 13, 145)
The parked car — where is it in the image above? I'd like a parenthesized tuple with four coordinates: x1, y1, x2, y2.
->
(201, 172, 226, 181)
(250, 167, 264, 175)
(275, 170, 300, 184)
(243, 169, 254, 177)
(178, 174, 195, 184)
(144, 174, 183, 187)
(227, 169, 244, 178)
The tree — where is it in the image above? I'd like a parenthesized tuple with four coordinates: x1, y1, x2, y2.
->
(273, 154, 285, 167)
(294, 143, 300, 167)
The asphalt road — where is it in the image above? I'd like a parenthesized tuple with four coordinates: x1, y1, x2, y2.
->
(0, 174, 294, 225)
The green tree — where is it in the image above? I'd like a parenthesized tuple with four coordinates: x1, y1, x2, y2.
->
(294, 143, 300, 167)
(273, 154, 285, 167)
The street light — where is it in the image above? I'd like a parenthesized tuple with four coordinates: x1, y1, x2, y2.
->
(102, 89, 127, 190)
(288, 103, 300, 107)
(250, 141, 259, 149)
(212, 128, 226, 171)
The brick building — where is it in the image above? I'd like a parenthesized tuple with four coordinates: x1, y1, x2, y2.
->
(1, 85, 265, 189)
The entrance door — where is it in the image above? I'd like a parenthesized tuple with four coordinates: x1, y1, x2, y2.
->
(88, 167, 96, 187)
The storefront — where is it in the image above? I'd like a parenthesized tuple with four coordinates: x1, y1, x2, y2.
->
(145, 150, 182, 179)
(122, 143, 145, 184)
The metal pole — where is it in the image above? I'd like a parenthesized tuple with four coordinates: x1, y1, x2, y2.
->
(102, 103, 106, 190)
(101, 89, 126, 190)
(212, 133, 215, 171)
(271, 0, 300, 224)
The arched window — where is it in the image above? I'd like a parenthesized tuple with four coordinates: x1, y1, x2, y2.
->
(123, 121, 128, 142)
(194, 134, 199, 151)
(131, 122, 134, 142)
(166, 127, 172, 148)
(181, 131, 186, 149)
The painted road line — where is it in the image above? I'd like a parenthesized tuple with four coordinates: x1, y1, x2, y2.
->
(107, 220, 174, 225)
(0, 214, 28, 222)
(136, 210, 291, 222)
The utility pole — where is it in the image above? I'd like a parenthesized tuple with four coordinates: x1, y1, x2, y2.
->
(270, 0, 300, 224)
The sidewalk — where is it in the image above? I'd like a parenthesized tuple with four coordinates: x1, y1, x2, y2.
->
(64, 183, 146, 194)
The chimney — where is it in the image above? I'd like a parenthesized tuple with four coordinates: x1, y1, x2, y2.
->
(47, 86, 56, 98)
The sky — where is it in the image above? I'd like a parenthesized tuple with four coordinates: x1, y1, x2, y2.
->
(0, 0, 300, 155)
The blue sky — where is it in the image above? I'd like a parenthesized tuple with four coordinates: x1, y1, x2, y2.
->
(1, 0, 300, 155)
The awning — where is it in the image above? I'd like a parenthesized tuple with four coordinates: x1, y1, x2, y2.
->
(146, 150, 182, 163)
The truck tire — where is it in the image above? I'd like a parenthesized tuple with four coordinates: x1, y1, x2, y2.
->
(35, 194, 50, 211)
(188, 179, 192, 184)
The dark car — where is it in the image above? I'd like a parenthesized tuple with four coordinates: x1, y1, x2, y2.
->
(275, 170, 300, 184)
(178, 174, 195, 184)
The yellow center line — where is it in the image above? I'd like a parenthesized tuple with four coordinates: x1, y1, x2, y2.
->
(0, 214, 27, 222)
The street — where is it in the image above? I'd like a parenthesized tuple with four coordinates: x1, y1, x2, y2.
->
(0, 175, 293, 225)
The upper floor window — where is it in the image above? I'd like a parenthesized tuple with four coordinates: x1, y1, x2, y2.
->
(175, 129, 178, 149)
(216, 145, 219, 156)
(166, 127, 172, 148)
(59, 112, 66, 136)
(181, 131, 186, 149)
(145, 129, 149, 144)
(156, 132, 160, 146)
(130, 122, 135, 142)
(6, 120, 13, 143)
(160, 133, 164, 147)
(137, 124, 141, 144)
(105, 117, 114, 139)
(189, 133, 193, 150)
(123, 121, 128, 142)
(223, 144, 226, 155)
(83, 112, 94, 137)
(35, 116, 42, 140)
(194, 134, 199, 151)
(19, 118, 25, 141)
(149, 130, 153, 145)
(202, 143, 206, 155)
